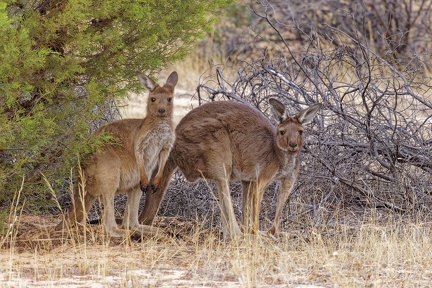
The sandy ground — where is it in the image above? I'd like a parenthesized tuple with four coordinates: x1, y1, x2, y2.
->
(0, 215, 327, 288)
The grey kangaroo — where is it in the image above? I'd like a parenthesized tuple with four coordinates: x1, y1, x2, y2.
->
(137, 99, 321, 239)
(56, 71, 178, 237)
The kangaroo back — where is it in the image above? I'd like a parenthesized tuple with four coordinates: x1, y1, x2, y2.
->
(172, 101, 278, 182)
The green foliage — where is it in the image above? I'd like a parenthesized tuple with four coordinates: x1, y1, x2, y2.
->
(0, 0, 234, 212)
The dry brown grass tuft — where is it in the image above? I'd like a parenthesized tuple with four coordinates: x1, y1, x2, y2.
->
(1, 211, 432, 287)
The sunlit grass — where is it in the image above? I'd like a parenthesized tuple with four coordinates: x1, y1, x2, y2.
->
(1, 205, 432, 287)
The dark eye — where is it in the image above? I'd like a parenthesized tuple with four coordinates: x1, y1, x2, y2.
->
(299, 130, 303, 135)
(167, 98, 172, 102)
(279, 130, 285, 136)
(151, 97, 156, 102)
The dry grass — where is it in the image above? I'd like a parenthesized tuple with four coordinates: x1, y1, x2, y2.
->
(1, 210, 432, 287)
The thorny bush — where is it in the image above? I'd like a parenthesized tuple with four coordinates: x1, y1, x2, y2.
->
(160, 1, 432, 231)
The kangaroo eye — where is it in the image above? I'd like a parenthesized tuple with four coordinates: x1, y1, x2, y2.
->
(279, 130, 285, 136)
(151, 97, 156, 102)
(167, 98, 172, 102)
(299, 130, 303, 135)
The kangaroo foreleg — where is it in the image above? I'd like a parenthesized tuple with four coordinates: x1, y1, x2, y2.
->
(138, 155, 176, 225)
(268, 176, 295, 235)
(151, 145, 172, 192)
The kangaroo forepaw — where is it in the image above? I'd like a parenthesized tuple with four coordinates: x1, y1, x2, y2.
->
(140, 183, 149, 193)
(150, 184, 158, 193)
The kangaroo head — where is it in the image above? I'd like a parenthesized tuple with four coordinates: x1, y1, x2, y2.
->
(137, 71, 178, 118)
(269, 98, 321, 153)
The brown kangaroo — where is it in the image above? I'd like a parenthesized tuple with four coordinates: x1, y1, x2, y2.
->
(56, 71, 178, 238)
(138, 99, 321, 239)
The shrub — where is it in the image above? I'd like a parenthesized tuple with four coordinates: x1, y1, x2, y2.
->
(0, 0, 234, 212)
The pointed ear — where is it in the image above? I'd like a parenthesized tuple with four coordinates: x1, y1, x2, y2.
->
(164, 71, 178, 89)
(137, 72, 158, 92)
(269, 98, 288, 122)
(297, 103, 322, 125)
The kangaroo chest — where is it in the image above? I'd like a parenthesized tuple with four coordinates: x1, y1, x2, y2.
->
(275, 153, 299, 179)
(137, 124, 174, 173)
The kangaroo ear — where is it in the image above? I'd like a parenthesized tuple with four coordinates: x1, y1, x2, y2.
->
(137, 72, 158, 92)
(164, 71, 178, 89)
(269, 98, 288, 123)
(297, 103, 322, 125)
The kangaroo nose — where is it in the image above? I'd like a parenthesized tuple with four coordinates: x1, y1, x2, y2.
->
(158, 108, 166, 114)
(289, 143, 298, 149)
